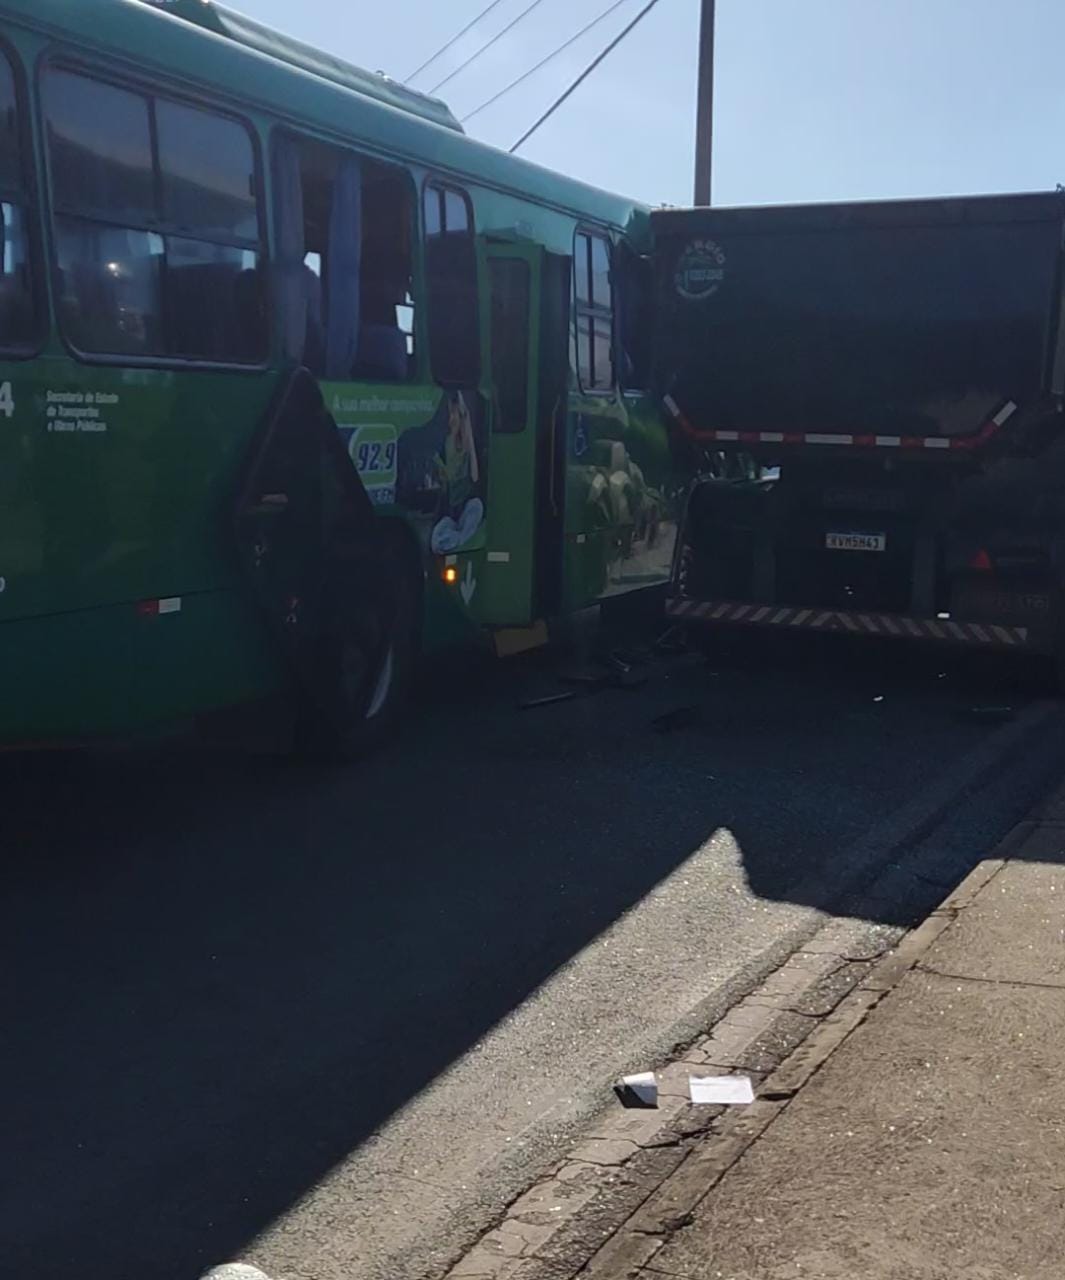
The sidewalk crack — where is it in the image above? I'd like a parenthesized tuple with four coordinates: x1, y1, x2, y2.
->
(917, 963, 1065, 992)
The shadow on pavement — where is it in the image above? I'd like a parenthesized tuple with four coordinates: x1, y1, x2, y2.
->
(2, 620, 1060, 1278)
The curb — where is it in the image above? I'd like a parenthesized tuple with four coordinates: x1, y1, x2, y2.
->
(444, 785, 1054, 1280)
(579, 841, 1025, 1279)
(439, 707, 1060, 1280)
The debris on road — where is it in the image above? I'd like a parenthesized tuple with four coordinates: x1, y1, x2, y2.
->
(599, 652, 650, 690)
(689, 1074, 755, 1105)
(610, 666, 649, 690)
(614, 1071, 659, 1109)
(558, 667, 612, 690)
(606, 646, 653, 667)
(518, 691, 577, 711)
(964, 705, 1015, 723)
(652, 704, 702, 733)
(652, 625, 687, 656)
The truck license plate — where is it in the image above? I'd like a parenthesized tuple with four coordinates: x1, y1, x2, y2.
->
(825, 532, 887, 552)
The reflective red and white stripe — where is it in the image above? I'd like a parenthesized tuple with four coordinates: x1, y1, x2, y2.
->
(666, 596, 1029, 648)
(137, 597, 182, 617)
(663, 396, 1018, 453)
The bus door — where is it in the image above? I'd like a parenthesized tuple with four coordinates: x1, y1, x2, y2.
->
(479, 242, 548, 625)
(534, 251, 573, 619)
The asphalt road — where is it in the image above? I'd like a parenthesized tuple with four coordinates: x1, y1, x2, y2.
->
(5, 617, 1064, 1280)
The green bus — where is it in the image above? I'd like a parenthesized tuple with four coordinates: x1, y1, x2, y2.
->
(0, 0, 680, 753)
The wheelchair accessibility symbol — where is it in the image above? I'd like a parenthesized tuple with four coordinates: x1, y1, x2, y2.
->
(573, 421, 590, 458)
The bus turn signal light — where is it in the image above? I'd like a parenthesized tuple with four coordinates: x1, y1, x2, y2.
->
(444, 566, 458, 584)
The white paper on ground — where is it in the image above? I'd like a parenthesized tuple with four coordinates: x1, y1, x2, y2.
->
(689, 1074, 755, 1105)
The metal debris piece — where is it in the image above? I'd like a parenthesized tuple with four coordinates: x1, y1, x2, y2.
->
(558, 668, 612, 690)
(519, 691, 577, 711)
(653, 625, 687, 656)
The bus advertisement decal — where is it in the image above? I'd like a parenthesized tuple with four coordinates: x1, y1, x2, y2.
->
(325, 384, 489, 558)
(348, 423, 398, 506)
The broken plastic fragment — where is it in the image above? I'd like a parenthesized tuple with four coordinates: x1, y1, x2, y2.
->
(614, 1071, 658, 1108)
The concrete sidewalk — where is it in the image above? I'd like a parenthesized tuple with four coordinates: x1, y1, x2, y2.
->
(611, 807, 1065, 1280)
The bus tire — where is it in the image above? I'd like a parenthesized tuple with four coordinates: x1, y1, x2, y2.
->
(295, 526, 422, 760)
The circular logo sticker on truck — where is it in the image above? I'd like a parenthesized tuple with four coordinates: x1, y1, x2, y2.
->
(674, 238, 726, 300)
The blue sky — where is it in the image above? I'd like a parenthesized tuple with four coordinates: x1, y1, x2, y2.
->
(233, 0, 1065, 207)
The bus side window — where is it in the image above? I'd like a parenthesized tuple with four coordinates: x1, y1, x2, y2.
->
(573, 230, 614, 393)
(618, 243, 653, 392)
(423, 182, 480, 387)
(358, 162, 416, 381)
(0, 49, 38, 351)
(273, 132, 415, 382)
(43, 67, 265, 364)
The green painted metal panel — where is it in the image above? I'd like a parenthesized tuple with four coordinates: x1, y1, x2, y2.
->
(0, 0, 678, 747)
(0, 358, 279, 624)
(479, 243, 543, 626)
(0, 588, 282, 742)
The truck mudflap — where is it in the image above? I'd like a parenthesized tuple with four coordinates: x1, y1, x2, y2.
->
(666, 594, 1040, 652)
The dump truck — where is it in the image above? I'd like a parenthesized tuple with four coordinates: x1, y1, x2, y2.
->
(654, 192, 1065, 670)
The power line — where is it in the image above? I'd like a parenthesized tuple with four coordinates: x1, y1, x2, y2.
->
(428, 0, 551, 96)
(461, 0, 636, 125)
(405, 0, 511, 85)
(509, 0, 665, 153)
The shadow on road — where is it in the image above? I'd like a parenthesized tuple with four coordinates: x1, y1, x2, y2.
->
(3, 622, 1060, 1278)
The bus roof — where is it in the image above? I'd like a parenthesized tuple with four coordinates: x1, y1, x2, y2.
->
(136, 0, 464, 134)
(6, 0, 646, 236)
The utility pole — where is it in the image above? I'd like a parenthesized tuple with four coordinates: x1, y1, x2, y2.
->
(693, 0, 715, 205)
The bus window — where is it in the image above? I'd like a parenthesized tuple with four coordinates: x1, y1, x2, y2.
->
(54, 225, 164, 356)
(424, 181, 479, 387)
(157, 99, 260, 242)
(273, 132, 415, 382)
(0, 55, 19, 192)
(46, 72, 154, 223)
(617, 243, 653, 391)
(44, 67, 265, 364)
(573, 230, 614, 392)
(360, 162, 416, 379)
(0, 50, 37, 350)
